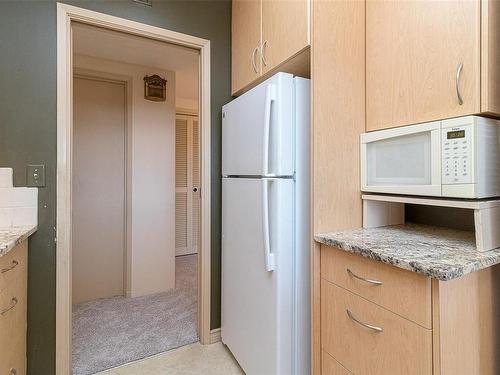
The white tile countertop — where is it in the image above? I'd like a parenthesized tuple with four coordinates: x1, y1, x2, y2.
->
(0, 226, 37, 257)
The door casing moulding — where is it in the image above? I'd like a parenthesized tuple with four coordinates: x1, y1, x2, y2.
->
(56, 3, 212, 374)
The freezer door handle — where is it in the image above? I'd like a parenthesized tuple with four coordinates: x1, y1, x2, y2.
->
(262, 84, 276, 175)
(262, 179, 276, 271)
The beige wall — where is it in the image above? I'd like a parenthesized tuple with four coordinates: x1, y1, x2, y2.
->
(74, 54, 176, 297)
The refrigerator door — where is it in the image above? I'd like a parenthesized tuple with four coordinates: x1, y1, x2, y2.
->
(221, 177, 294, 375)
(222, 73, 295, 177)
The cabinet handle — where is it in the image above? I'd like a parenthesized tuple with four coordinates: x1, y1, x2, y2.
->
(456, 62, 464, 105)
(1, 297, 18, 316)
(262, 40, 268, 66)
(10, 368, 17, 375)
(346, 309, 383, 333)
(347, 268, 383, 285)
(251, 46, 259, 74)
(1, 260, 19, 274)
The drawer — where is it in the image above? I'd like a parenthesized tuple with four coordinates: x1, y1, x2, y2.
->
(0, 266, 27, 361)
(0, 241, 27, 293)
(321, 245, 432, 328)
(322, 350, 352, 375)
(321, 280, 432, 375)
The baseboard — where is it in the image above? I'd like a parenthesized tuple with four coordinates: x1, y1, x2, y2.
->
(209, 328, 221, 344)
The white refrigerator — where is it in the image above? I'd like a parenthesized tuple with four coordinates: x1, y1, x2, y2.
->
(221, 72, 310, 375)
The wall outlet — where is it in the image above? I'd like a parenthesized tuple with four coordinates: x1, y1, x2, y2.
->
(26, 164, 45, 187)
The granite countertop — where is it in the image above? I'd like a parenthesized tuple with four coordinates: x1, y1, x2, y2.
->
(0, 226, 37, 257)
(314, 223, 500, 281)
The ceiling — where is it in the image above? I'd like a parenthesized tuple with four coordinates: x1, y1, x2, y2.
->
(72, 22, 199, 102)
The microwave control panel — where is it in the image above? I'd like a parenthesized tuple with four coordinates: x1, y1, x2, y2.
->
(442, 125, 473, 184)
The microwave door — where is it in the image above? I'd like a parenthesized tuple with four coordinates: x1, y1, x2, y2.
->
(361, 121, 442, 196)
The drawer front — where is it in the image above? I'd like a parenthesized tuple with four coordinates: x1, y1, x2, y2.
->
(322, 350, 352, 375)
(321, 245, 432, 328)
(321, 280, 432, 375)
(0, 241, 27, 293)
(0, 263, 27, 368)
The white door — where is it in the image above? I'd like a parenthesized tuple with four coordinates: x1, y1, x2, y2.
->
(221, 177, 294, 375)
(72, 76, 126, 304)
(222, 72, 295, 177)
(175, 114, 200, 256)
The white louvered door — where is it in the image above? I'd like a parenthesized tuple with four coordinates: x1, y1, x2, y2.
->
(175, 114, 200, 256)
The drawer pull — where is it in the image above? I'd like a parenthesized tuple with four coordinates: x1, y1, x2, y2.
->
(10, 368, 17, 375)
(1, 260, 19, 274)
(1, 297, 18, 316)
(346, 309, 383, 333)
(347, 268, 383, 286)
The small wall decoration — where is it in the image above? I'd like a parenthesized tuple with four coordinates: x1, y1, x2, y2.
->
(144, 75, 167, 102)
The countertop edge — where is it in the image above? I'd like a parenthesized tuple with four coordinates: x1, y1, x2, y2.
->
(314, 233, 487, 282)
(0, 226, 37, 257)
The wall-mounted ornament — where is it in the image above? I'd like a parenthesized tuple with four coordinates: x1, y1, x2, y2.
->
(144, 75, 167, 102)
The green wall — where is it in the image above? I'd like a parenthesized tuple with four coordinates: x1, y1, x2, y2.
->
(0, 1, 231, 373)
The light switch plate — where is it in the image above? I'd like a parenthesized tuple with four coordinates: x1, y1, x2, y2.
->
(26, 164, 45, 187)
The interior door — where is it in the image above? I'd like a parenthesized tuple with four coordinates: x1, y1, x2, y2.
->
(261, 0, 309, 73)
(175, 114, 200, 256)
(72, 76, 126, 304)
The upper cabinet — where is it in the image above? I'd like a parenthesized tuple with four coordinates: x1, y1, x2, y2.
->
(232, 0, 310, 95)
(366, 0, 500, 131)
(232, 0, 262, 95)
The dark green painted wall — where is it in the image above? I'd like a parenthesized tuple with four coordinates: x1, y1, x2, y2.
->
(0, 1, 231, 373)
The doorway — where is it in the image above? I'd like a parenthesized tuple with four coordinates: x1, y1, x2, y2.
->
(56, 4, 212, 375)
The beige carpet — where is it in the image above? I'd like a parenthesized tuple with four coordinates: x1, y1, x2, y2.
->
(72, 255, 198, 375)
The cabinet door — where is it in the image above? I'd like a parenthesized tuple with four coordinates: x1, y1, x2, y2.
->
(262, 0, 309, 74)
(232, 0, 261, 94)
(366, 0, 480, 131)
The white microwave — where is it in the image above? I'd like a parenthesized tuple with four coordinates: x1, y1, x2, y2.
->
(360, 116, 500, 198)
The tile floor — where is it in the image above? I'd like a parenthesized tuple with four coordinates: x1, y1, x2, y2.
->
(97, 342, 243, 375)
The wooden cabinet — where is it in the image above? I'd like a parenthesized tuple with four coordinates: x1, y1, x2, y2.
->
(231, 0, 262, 94)
(366, 0, 500, 131)
(261, 0, 309, 74)
(319, 245, 500, 375)
(231, 0, 310, 95)
(0, 241, 27, 375)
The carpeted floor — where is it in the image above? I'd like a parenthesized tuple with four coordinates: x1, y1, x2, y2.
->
(72, 254, 198, 375)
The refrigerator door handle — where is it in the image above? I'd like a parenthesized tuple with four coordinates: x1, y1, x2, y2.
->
(262, 178, 276, 272)
(262, 84, 277, 175)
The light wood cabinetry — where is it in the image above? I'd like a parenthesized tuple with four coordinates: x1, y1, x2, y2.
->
(319, 245, 500, 375)
(366, 0, 500, 131)
(231, 0, 310, 95)
(321, 246, 432, 328)
(231, 0, 262, 94)
(322, 280, 432, 375)
(261, 0, 309, 74)
(0, 241, 27, 375)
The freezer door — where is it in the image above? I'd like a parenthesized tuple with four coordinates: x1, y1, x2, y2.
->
(222, 73, 295, 176)
(221, 177, 294, 375)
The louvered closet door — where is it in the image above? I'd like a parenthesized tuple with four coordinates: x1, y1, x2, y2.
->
(175, 114, 200, 256)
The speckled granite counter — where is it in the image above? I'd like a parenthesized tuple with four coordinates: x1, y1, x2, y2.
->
(314, 223, 500, 281)
(0, 226, 37, 257)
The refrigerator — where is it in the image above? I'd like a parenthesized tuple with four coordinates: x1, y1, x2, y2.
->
(221, 72, 310, 375)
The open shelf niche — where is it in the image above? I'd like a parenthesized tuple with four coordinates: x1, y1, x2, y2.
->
(362, 194, 500, 252)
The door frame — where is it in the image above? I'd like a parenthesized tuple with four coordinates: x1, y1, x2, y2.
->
(56, 3, 212, 374)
